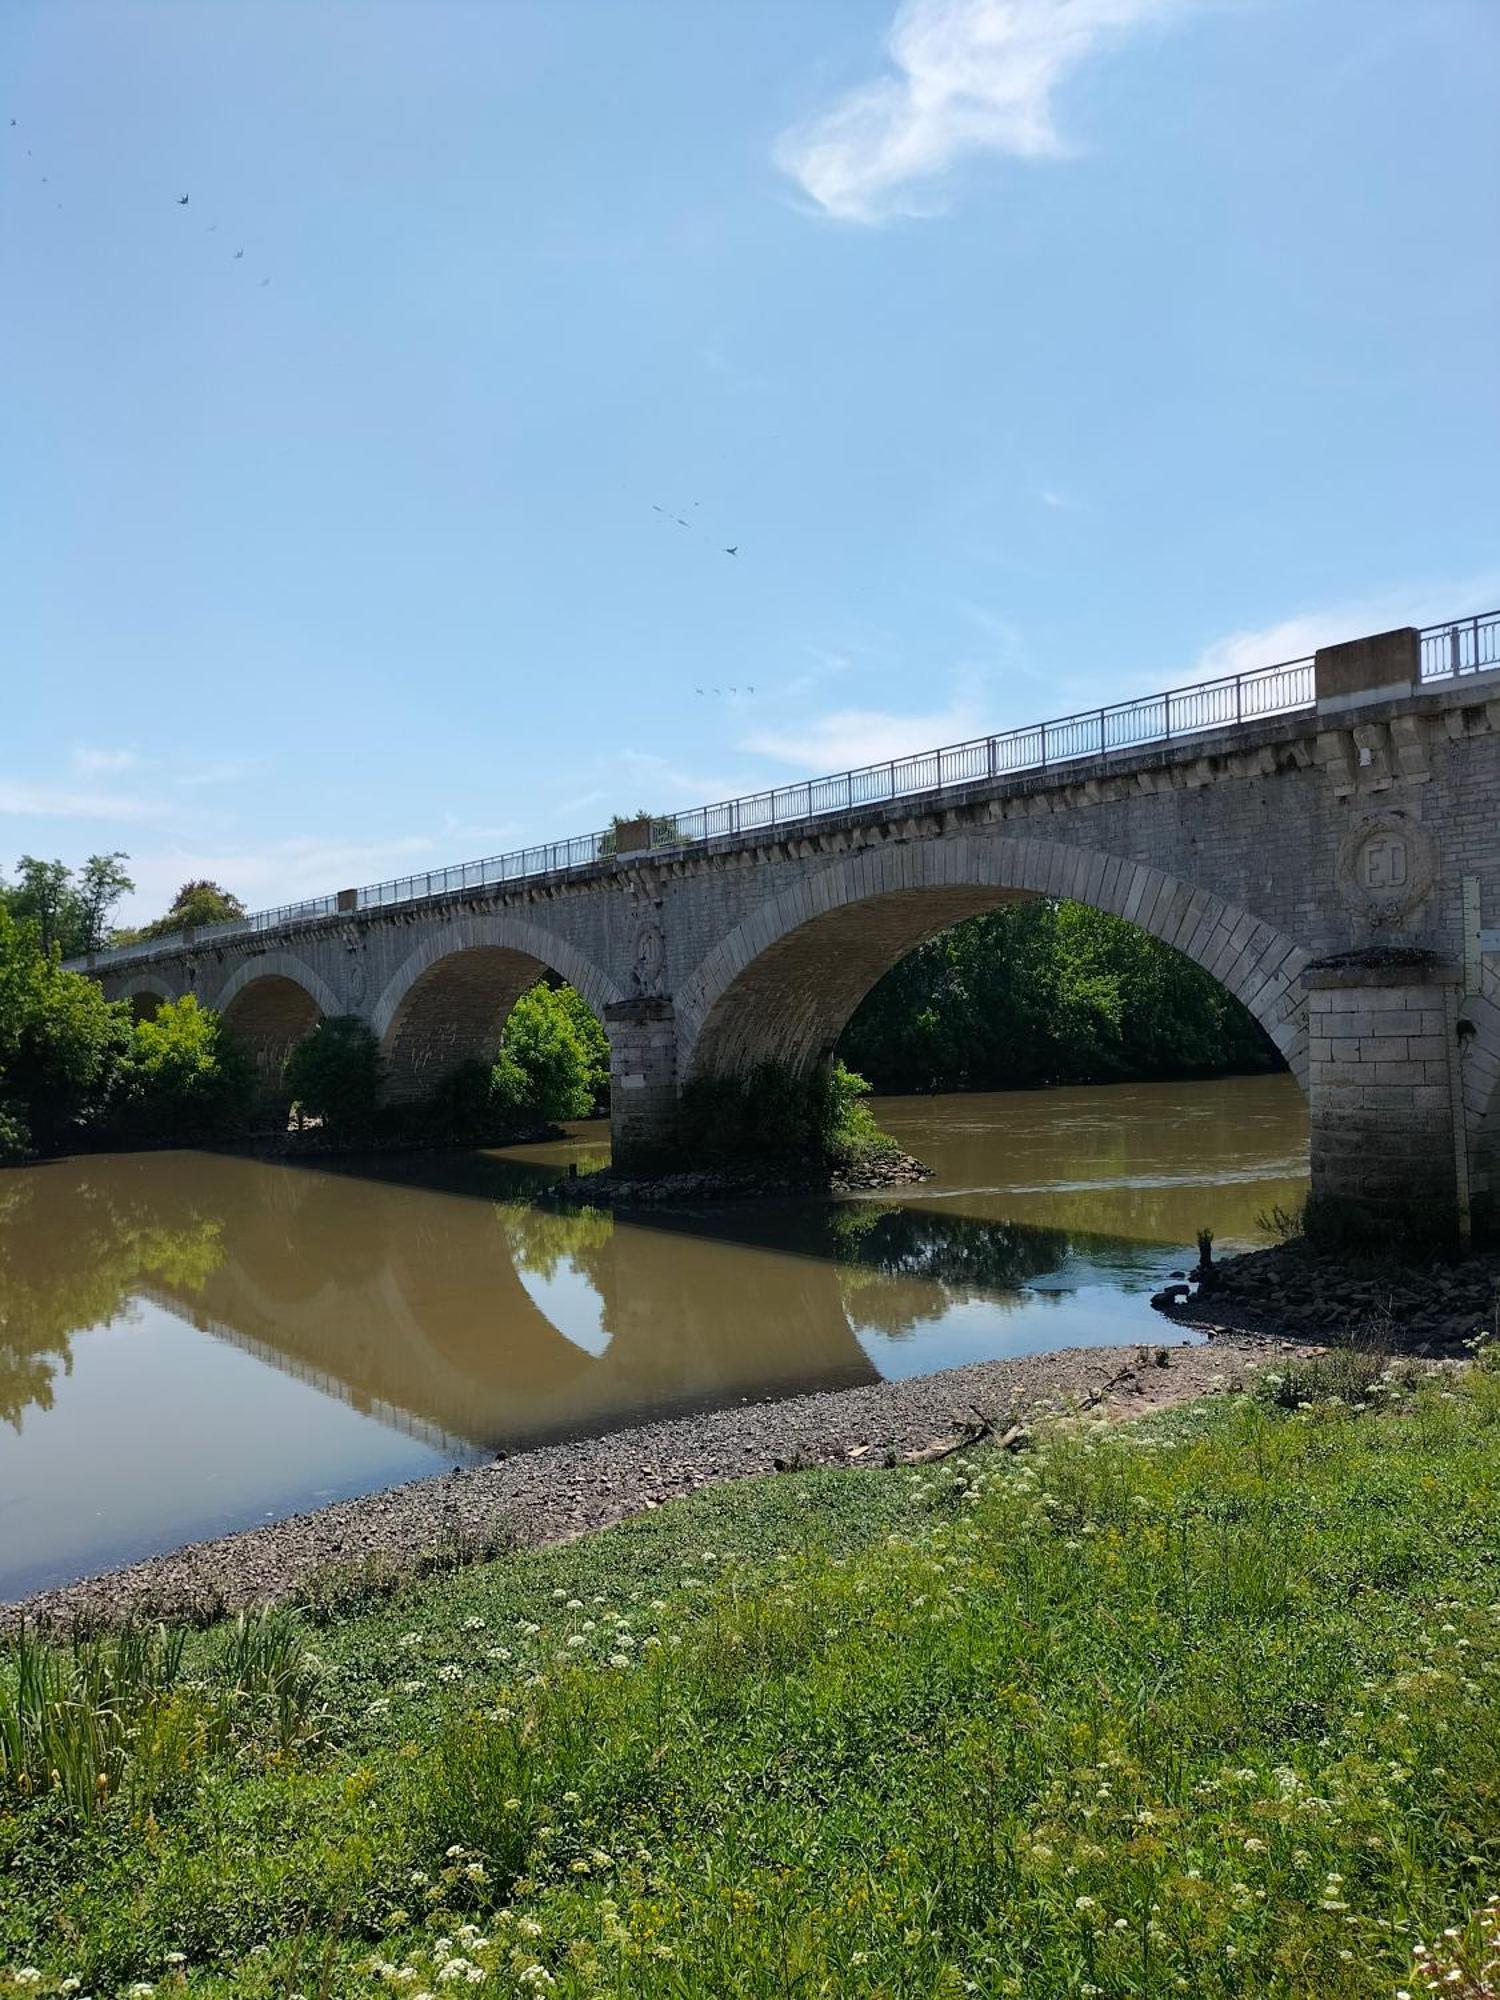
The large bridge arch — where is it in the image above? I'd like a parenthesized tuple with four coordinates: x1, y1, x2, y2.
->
(677, 836, 1312, 1089)
(216, 953, 341, 1097)
(370, 914, 624, 1101)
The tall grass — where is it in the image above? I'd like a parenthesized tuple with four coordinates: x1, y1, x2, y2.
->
(0, 1611, 324, 1819)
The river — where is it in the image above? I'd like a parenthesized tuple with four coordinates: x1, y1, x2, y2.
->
(0, 1073, 1306, 1598)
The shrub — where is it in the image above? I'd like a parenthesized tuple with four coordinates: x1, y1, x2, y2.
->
(111, 994, 255, 1143)
(284, 1016, 384, 1135)
(678, 1059, 895, 1161)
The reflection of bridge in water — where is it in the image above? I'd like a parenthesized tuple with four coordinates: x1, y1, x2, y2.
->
(129, 1152, 885, 1453)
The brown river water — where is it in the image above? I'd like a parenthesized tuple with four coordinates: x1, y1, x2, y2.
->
(0, 1074, 1306, 1598)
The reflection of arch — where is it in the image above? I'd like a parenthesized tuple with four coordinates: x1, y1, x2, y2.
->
(119, 972, 176, 1022)
(679, 838, 1311, 1086)
(217, 954, 339, 1092)
(370, 915, 622, 1100)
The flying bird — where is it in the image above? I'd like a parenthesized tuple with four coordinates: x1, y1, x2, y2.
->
(233, 249, 244, 259)
(177, 193, 189, 205)
(259, 277, 270, 286)
(695, 688, 705, 696)
(724, 546, 738, 556)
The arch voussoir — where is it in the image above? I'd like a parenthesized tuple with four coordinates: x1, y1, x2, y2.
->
(678, 834, 1312, 1090)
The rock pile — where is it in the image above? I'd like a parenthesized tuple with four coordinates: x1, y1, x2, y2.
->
(1161, 1239, 1500, 1352)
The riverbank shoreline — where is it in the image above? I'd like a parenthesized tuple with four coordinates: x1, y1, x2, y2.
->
(6, 1331, 1315, 1630)
(1157, 1239, 1500, 1351)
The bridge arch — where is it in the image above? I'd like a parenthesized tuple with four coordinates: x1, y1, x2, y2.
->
(118, 972, 178, 1022)
(677, 836, 1312, 1088)
(216, 953, 341, 1095)
(370, 914, 624, 1101)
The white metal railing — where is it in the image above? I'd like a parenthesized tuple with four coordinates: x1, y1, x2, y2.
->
(78, 610, 1491, 970)
(1420, 608, 1499, 682)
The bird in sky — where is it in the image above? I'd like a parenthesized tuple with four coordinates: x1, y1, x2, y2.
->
(746, 685, 755, 694)
(259, 277, 270, 286)
(724, 546, 738, 556)
(695, 688, 705, 696)
(177, 193, 189, 205)
(234, 249, 244, 259)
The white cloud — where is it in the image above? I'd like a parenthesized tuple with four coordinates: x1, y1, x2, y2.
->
(71, 746, 137, 775)
(1192, 574, 1500, 685)
(743, 691, 986, 772)
(0, 781, 168, 821)
(115, 834, 440, 925)
(775, 0, 1179, 223)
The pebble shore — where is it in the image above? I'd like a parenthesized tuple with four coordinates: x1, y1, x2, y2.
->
(5, 1332, 1307, 1631)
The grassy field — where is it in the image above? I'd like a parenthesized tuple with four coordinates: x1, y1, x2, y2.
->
(4, 1354, 1500, 1998)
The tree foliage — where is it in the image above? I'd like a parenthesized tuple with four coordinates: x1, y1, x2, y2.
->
(840, 900, 1280, 1093)
(284, 1017, 384, 1136)
(492, 983, 606, 1126)
(0, 906, 130, 1159)
(136, 880, 248, 941)
(111, 995, 256, 1143)
(0, 852, 134, 958)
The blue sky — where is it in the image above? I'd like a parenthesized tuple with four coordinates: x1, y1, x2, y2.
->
(4, 0, 1497, 924)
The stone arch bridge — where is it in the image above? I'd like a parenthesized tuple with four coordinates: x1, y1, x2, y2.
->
(83, 622, 1500, 1240)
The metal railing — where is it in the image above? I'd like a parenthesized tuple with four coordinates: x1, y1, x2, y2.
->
(1420, 608, 1499, 682)
(78, 609, 1494, 970)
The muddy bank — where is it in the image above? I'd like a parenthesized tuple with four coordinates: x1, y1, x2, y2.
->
(1157, 1239, 1500, 1351)
(6, 1332, 1304, 1631)
(546, 1147, 932, 1208)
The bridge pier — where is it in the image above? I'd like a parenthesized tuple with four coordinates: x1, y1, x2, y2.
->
(605, 998, 679, 1166)
(1306, 958, 1467, 1248)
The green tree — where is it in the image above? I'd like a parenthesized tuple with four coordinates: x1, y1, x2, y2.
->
(491, 983, 601, 1125)
(284, 1017, 384, 1136)
(138, 879, 247, 941)
(76, 852, 135, 952)
(0, 906, 130, 1157)
(112, 995, 256, 1143)
(840, 900, 1278, 1094)
(1, 852, 134, 957)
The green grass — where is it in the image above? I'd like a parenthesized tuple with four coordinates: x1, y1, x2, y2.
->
(4, 1368, 1500, 1997)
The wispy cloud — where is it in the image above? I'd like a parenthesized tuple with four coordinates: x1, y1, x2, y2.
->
(117, 834, 440, 924)
(743, 687, 986, 772)
(0, 781, 169, 821)
(775, 0, 1180, 223)
(71, 746, 137, 775)
(1192, 573, 1500, 684)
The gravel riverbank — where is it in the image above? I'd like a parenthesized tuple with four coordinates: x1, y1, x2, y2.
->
(7, 1331, 1312, 1631)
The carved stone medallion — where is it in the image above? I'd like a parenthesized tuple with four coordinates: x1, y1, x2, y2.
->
(1335, 810, 1436, 929)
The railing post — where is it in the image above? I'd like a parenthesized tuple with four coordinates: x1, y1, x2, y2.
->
(1098, 707, 1106, 755)
(987, 735, 996, 779)
(1235, 675, 1242, 724)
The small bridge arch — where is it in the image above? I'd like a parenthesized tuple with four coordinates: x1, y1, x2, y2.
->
(678, 837, 1310, 1088)
(118, 971, 178, 1022)
(216, 953, 342, 1094)
(369, 914, 624, 1100)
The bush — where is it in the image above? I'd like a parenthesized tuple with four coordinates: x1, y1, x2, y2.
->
(284, 1016, 384, 1135)
(110, 995, 255, 1143)
(678, 1059, 895, 1162)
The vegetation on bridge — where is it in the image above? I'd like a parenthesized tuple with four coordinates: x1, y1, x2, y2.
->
(4, 1357, 1500, 1994)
